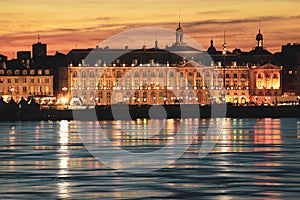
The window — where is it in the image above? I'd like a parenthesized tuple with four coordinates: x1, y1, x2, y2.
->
(226, 73, 230, 78)
(170, 72, 175, 77)
(73, 71, 78, 78)
(233, 73, 238, 78)
(23, 78, 27, 83)
(90, 91, 94, 98)
(14, 70, 20, 75)
(188, 72, 193, 77)
(159, 71, 163, 77)
(196, 72, 201, 77)
(217, 73, 222, 78)
(159, 92, 164, 100)
(7, 70, 12, 75)
(205, 72, 210, 77)
(23, 87, 27, 93)
(258, 81, 261, 88)
(98, 92, 103, 103)
(82, 71, 86, 77)
(233, 80, 237, 87)
(143, 92, 147, 102)
(151, 71, 156, 77)
(7, 78, 11, 83)
(38, 78, 42, 83)
(258, 73, 263, 79)
(22, 70, 27, 75)
(30, 70, 35, 75)
(106, 80, 111, 88)
(151, 92, 155, 101)
(225, 80, 230, 87)
(288, 70, 293, 75)
(30, 78, 34, 83)
(0, 78, 3, 83)
(241, 73, 246, 79)
(180, 72, 184, 78)
(37, 70, 42, 75)
(117, 71, 122, 78)
(134, 71, 139, 77)
(90, 71, 94, 78)
(45, 69, 50, 75)
(273, 74, 278, 79)
(196, 80, 201, 88)
(142, 71, 147, 78)
(0, 70, 4, 75)
(45, 78, 49, 83)
(15, 79, 19, 83)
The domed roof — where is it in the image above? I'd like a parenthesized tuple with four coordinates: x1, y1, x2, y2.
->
(176, 22, 183, 33)
(256, 29, 263, 40)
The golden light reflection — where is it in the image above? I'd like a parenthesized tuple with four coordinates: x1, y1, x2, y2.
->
(57, 120, 70, 199)
(254, 118, 281, 152)
(9, 126, 16, 150)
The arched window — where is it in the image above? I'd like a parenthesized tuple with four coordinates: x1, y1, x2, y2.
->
(143, 71, 147, 77)
(106, 92, 111, 103)
(170, 71, 174, 77)
(90, 71, 94, 78)
(258, 73, 263, 79)
(73, 71, 78, 78)
(143, 92, 147, 102)
(151, 71, 156, 77)
(134, 71, 139, 77)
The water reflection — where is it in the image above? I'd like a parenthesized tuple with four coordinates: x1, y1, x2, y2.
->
(0, 119, 300, 199)
(57, 120, 70, 199)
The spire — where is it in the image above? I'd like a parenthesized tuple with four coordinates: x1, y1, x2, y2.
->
(222, 30, 226, 55)
(155, 37, 158, 49)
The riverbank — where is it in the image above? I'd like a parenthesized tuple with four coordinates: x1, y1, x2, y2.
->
(1, 104, 300, 121)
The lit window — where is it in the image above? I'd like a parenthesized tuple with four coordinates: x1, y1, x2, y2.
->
(288, 70, 293, 75)
(30, 70, 35, 75)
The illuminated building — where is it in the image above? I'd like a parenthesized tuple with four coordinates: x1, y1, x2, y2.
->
(57, 23, 284, 106)
(249, 63, 282, 104)
(0, 60, 54, 103)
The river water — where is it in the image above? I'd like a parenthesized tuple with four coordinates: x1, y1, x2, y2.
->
(1, 118, 300, 199)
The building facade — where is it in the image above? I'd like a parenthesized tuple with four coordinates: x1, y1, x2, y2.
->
(0, 66, 54, 103)
(58, 60, 282, 106)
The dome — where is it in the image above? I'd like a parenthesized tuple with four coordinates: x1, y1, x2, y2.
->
(256, 29, 263, 41)
(176, 22, 183, 33)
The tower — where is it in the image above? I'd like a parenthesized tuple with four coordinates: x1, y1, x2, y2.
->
(32, 34, 47, 59)
(175, 22, 184, 46)
(256, 29, 263, 48)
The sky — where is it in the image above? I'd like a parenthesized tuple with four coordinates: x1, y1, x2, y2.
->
(0, 0, 300, 58)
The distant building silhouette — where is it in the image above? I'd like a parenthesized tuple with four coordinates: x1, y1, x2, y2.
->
(32, 35, 47, 59)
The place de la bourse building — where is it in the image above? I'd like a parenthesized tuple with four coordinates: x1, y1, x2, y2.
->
(58, 23, 290, 106)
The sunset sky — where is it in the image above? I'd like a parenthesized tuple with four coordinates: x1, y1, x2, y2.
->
(1, 0, 300, 58)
